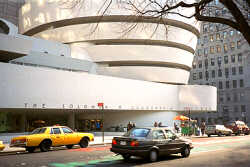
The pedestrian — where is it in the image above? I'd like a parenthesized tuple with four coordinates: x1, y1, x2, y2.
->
(127, 121, 133, 131)
(154, 121, 158, 127)
(132, 123, 136, 128)
(174, 122, 179, 133)
(201, 121, 206, 136)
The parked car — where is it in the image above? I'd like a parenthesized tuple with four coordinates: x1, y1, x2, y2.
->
(110, 127, 193, 162)
(0, 141, 5, 151)
(225, 121, 250, 135)
(10, 126, 94, 153)
(205, 125, 232, 137)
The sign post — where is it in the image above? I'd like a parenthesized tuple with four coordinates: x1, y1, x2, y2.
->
(98, 102, 104, 143)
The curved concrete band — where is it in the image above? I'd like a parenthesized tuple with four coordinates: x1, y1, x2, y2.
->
(66, 38, 195, 54)
(22, 15, 200, 37)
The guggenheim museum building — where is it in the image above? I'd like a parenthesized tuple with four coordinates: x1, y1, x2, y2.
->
(0, 0, 217, 132)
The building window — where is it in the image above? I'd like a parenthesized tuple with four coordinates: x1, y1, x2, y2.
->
(209, 34, 214, 42)
(226, 94, 231, 101)
(216, 45, 221, 53)
(219, 81, 223, 89)
(198, 49, 202, 56)
(225, 68, 229, 78)
(226, 81, 230, 89)
(224, 55, 228, 64)
(210, 46, 215, 54)
(231, 55, 235, 63)
(212, 70, 215, 78)
(238, 53, 242, 62)
(192, 61, 196, 69)
(239, 66, 243, 74)
(217, 57, 222, 66)
(193, 73, 197, 80)
(232, 67, 236, 75)
(223, 43, 228, 53)
(240, 79, 244, 87)
(223, 31, 227, 39)
(204, 36, 208, 43)
(216, 33, 221, 41)
(219, 96, 224, 103)
(215, 9, 220, 16)
(199, 72, 203, 79)
(222, 8, 227, 15)
(209, 24, 214, 32)
(237, 40, 241, 49)
(233, 80, 237, 88)
(204, 48, 208, 56)
(197, 38, 201, 45)
(230, 42, 235, 50)
(198, 61, 202, 68)
(205, 59, 208, 68)
(218, 69, 222, 77)
(230, 30, 234, 36)
(205, 71, 209, 80)
(240, 92, 245, 101)
(241, 105, 246, 113)
(211, 58, 215, 66)
(203, 24, 209, 33)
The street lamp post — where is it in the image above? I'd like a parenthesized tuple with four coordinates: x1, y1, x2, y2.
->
(98, 102, 104, 143)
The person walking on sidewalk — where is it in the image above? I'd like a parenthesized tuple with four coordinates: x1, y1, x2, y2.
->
(201, 121, 206, 136)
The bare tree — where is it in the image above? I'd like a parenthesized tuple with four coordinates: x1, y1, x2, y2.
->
(69, 0, 250, 45)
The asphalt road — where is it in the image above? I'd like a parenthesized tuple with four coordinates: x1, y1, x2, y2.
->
(1, 135, 250, 167)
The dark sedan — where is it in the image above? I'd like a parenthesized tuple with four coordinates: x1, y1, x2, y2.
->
(110, 127, 193, 162)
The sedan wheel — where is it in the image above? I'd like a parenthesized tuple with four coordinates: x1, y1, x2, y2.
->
(149, 149, 158, 162)
(66, 145, 74, 149)
(181, 146, 190, 158)
(122, 154, 131, 161)
(40, 140, 51, 152)
(79, 138, 89, 148)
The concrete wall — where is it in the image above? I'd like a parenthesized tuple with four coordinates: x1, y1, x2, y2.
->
(0, 62, 217, 111)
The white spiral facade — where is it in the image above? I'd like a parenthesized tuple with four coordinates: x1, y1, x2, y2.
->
(19, 0, 199, 84)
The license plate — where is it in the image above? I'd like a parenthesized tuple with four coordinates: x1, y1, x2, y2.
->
(120, 141, 126, 145)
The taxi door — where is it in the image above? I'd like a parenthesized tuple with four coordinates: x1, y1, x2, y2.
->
(50, 127, 65, 146)
(61, 127, 79, 145)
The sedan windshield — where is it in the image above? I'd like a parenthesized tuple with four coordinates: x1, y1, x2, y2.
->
(31, 128, 46, 134)
(124, 128, 150, 137)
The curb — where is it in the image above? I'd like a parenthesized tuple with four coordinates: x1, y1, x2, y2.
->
(0, 142, 112, 155)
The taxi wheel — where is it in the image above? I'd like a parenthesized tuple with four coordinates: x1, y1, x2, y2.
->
(26, 147, 36, 153)
(79, 138, 89, 148)
(40, 140, 51, 152)
(218, 132, 222, 137)
(149, 149, 158, 162)
(66, 145, 74, 149)
(181, 146, 190, 158)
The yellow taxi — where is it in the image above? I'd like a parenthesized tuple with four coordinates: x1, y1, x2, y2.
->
(10, 126, 94, 153)
(0, 141, 5, 151)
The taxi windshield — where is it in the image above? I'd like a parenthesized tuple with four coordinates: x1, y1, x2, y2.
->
(31, 128, 46, 134)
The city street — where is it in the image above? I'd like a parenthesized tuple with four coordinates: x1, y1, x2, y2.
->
(1, 135, 250, 167)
